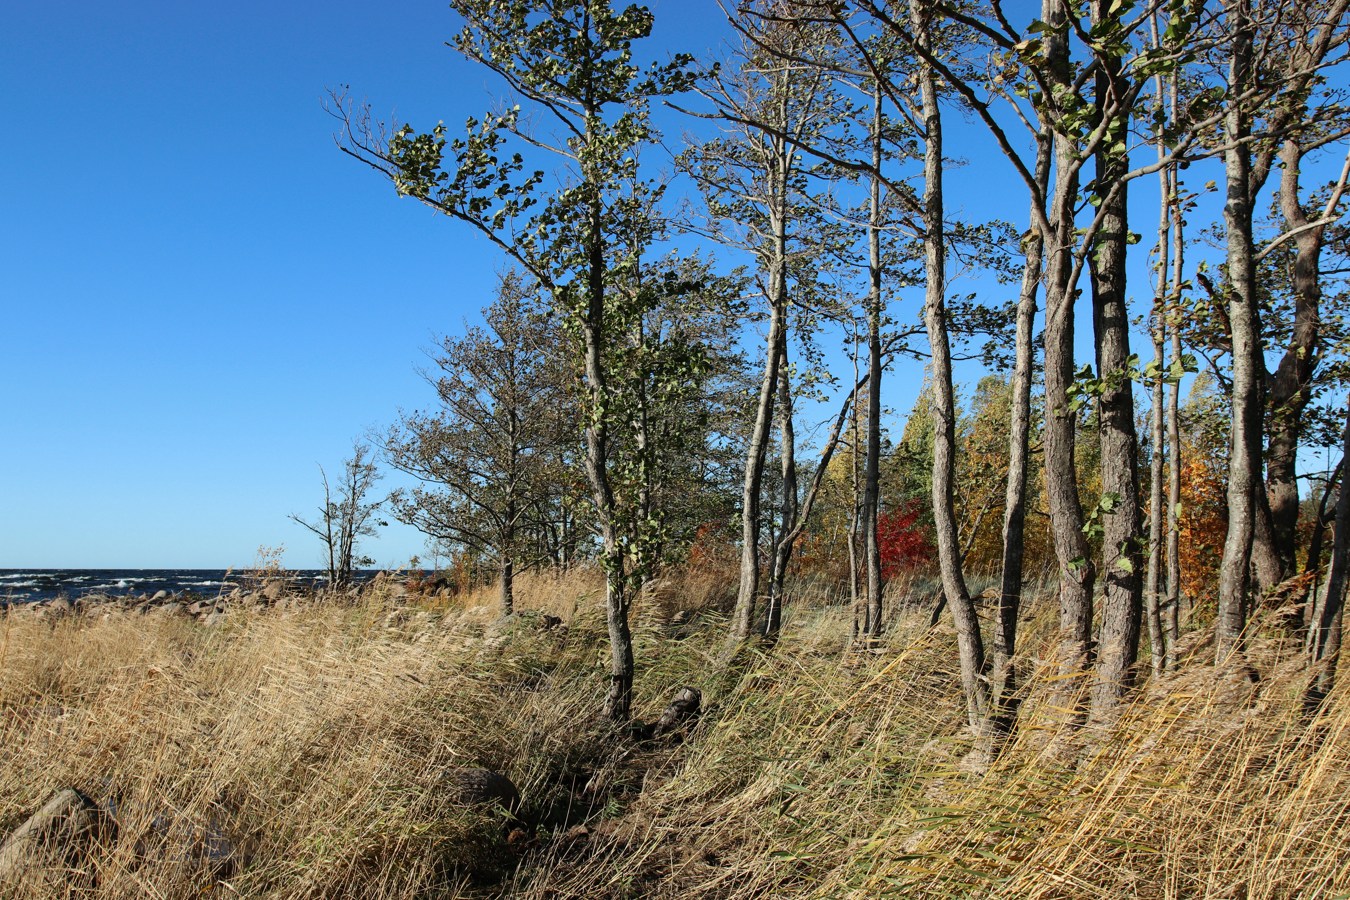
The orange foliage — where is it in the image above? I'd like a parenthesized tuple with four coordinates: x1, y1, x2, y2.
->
(1177, 453, 1227, 606)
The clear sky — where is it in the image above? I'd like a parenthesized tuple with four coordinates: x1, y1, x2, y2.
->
(7, 2, 1326, 570)
(0, 0, 736, 568)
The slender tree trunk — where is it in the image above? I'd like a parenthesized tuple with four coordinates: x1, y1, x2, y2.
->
(1303, 459, 1341, 632)
(500, 555, 515, 617)
(1087, 0, 1145, 719)
(732, 228, 787, 644)
(1307, 410, 1350, 708)
(863, 81, 886, 639)
(1146, 211, 1168, 679)
(1145, 46, 1170, 679)
(1216, 0, 1260, 664)
(1252, 487, 1283, 594)
(578, 177, 633, 721)
(849, 329, 863, 641)
(1166, 163, 1185, 668)
(1040, 0, 1095, 688)
(766, 337, 798, 636)
(912, 0, 988, 735)
(994, 135, 1050, 725)
(1266, 137, 1327, 580)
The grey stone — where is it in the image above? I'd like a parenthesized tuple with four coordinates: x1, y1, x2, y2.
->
(442, 768, 520, 817)
(651, 686, 702, 740)
(0, 788, 109, 886)
(44, 598, 74, 617)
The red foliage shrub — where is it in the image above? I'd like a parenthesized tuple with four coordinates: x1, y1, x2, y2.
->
(876, 501, 935, 578)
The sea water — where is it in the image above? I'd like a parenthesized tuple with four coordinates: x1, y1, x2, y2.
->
(0, 570, 378, 605)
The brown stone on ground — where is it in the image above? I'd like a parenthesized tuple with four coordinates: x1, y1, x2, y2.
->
(45, 598, 74, 617)
(442, 768, 521, 817)
(651, 686, 702, 740)
(0, 788, 110, 889)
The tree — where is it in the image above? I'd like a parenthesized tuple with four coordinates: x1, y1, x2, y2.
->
(337, 0, 695, 720)
(677, 3, 847, 644)
(290, 442, 385, 588)
(383, 271, 572, 616)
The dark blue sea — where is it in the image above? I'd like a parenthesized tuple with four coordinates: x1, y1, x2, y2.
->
(0, 570, 380, 605)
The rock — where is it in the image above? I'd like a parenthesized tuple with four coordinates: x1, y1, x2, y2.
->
(0, 788, 110, 887)
(44, 598, 74, 618)
(151, 590, 171, 602)
(651, 686, 702, 740)
(150, 602, 185, 618)
(442, 768, 520, 817)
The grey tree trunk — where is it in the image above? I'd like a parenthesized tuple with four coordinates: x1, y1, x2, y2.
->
(1145, 72, 1171, 678)
(580, 184, 634, 722)
(1041, 0, 1095, 686)
(1303, 459, 1341, 634)
(863, 82, 886, 639)
(766, 337, 799, 636)
(912, 0, 989, 735)
(500, 554, 514, 617)
(1088, 0, 1145, 719)
(732, 223, 788, 644)
(849, 331, 864, 641)
(1216, 0, 1261, 664)
(1146, 265, 1170, 680)
(1166, 161, 1185, 668)
(1307, 409, 1350, 707)
(994, 135, 1051, 725)
(1266, 137, 1328, 581)
(768, 369, 869, 639)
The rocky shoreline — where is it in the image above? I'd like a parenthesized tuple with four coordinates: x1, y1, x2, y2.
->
(0, 574, 416, 627)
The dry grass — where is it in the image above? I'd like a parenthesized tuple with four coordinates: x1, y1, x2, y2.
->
(1, 571, 1347, 899)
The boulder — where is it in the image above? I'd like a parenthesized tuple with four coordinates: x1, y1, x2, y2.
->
(151, 590, 171, 602)
(651, 687, 702, 740)
(44, 598, 74, 618)
(442, 768, 520, 818)
(150, 602, 185, 618)
(0, 788, 110, 887)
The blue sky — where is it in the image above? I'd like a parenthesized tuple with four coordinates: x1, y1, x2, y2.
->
(4, 2, 1334, 569)
(0, 1, 747, 568)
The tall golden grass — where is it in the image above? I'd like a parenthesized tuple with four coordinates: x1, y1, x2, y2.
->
(1, 567, 1346, 898)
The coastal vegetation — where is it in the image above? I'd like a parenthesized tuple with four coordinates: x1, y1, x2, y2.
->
(2, 571, 1348, 897)
(6, 0, 1350, 895)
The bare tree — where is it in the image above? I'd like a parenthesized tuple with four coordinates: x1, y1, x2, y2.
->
(290, 442, 385, 589)
(677, 4, 846, 645)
